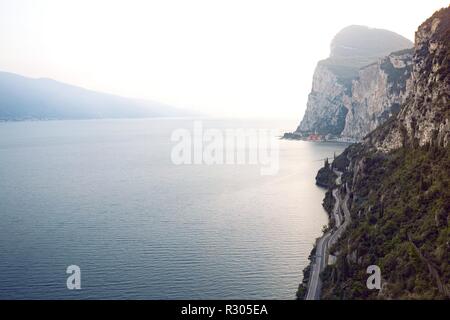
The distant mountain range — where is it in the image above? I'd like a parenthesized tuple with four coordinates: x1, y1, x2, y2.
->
(0, 71, 189, 120)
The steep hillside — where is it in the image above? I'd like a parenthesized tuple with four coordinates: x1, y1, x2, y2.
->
(319, 6, 450, 300)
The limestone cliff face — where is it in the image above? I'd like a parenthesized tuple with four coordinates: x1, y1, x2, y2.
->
(341, 50, 413, 140)
(367, 8, 450, 151)
(296, 26, 413, 140)
(297, 65, 349, 135)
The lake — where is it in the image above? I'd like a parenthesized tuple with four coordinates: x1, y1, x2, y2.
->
(0, 118, 346, 299)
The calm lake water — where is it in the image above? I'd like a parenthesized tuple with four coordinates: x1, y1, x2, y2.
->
(0, 118, 346, 299)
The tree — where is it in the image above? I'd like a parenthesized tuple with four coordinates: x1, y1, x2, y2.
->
(324, 157, 330, 169)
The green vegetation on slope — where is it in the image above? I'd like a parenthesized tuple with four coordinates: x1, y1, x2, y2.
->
(321, 144, 450, 299)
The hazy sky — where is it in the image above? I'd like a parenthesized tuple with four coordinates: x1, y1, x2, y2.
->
(0, 0, 447, 119)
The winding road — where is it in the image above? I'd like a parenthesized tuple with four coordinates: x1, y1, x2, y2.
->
(305, 171, 350, 300)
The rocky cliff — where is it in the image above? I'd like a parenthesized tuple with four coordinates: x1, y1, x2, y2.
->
(366, 9, 450, 152)
(317, 7, 450, 299)
(296, 26, 413, 140)
(341, 49, 414, 139)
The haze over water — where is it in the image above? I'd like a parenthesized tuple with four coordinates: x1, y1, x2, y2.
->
(0, 118, 346, 299)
